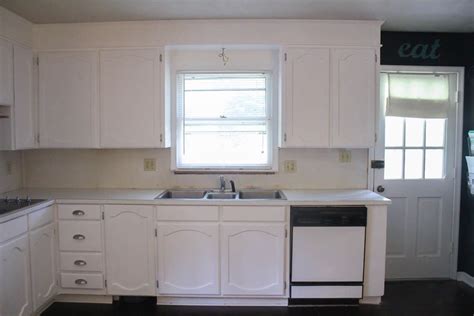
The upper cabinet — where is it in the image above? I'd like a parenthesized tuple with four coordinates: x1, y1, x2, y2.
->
(330, 48, 375, 148)
(0, 38, 13, 106)
(283, 48, 330, 147)
(38, 51, 99, 148)
(99, 48, 163, 148)
(282, 47, 376, 148)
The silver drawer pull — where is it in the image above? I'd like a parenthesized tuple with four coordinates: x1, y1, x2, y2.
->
(74, 260, 87, 266)
(73, 234, 85, 240)
(75, 279, 87, 285)
(72, 210, 85, 216)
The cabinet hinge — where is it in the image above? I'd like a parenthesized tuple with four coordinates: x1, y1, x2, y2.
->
(375, 133, 377, 143)
(284, 53, 287, 61)
(102, 212, 104, 220)
(455, 90, 461, 103)
(159, 134, 163, 143)
(155, 228, 157, 237)
(450, 241, 455, 254)
(159, 54, 162, 62)
(36, 133, 40, 144)
(283, 133, 287, 142)
(35, 56, 39, 66)
(285, 228, 288, 238)
(156, 280, 159, 288)
(105, 279, 108, 287)
(284, 281, 287, 290)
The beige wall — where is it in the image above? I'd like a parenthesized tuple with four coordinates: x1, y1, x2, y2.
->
(0, 151, 23, 193)
(22, 148, 368, 189)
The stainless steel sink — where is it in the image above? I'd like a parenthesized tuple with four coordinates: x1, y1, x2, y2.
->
(205, 192, 238, 199)
(238, 190, 286, 200)
(156, 190, 207, 199)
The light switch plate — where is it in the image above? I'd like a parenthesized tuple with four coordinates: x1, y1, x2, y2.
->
(144, 158, 156, 171)
(339, 150, 351, 163)
(284, 160, 297, 173)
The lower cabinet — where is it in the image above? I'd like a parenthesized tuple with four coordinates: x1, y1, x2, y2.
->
(221, 223, 286, 296)
(104, 205, 156, 296)
(0, 234, 33, 316)
(157, 223, 219, 295)
(30, 223, 57, 309)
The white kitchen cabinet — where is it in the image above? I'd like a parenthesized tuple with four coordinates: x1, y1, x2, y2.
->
(0, 234, 33, 316)
(221, 223, 285, 296)
(99, 48, 162, 148)
(157, 223, 219, 295)
(0, 38, 13, 106)
(29, 223, 57, 310)
(104, 205, 155, 296)
(330, 48, 376, 148)
(38, 51, 99, 148)
(283, 47, 330, 147)
(13, 44, 35, 149)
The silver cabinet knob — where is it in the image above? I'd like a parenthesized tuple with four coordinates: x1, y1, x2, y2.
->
(73, 234, 85, 240)
(377, 185, 385, 193)
(74, 260, 87, 266)
(75, 279, 87, 285)
(72, 210, 85, 216)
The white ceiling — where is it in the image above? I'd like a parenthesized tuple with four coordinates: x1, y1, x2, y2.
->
(0, 0, 473, 32)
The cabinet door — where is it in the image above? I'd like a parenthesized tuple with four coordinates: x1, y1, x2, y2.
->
(0, 38, 13, 106)
(100, 48, 161, 148)
(330, 48, 375, 148)
(221, 223, 285, 296)
(0, 235, 33, 316)
(157, 223, 219, 295)
(38, 51, 98, 148)
(13, 45, 35, 149)
(30, 223, 57, 310)
(283, 48, 330, 147)
(104, 205, 155, 295)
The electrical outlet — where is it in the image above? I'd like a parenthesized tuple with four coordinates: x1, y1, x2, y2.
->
(144, 158, 156, 171)
(6, 161, 12, 175)
(339, 150, 352, 163)
(284, 160, 297, 173)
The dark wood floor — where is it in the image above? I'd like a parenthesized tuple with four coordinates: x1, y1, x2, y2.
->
(42, 280, 474, 316)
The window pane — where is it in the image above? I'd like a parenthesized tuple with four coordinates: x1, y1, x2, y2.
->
(405, 149, 423, 179)
(385, 149, 403, 180)
(385, 116, 404, 147)
(426, 119, 445, 147)
(405, 118, 424, 147)
(425, 149, 444, 179)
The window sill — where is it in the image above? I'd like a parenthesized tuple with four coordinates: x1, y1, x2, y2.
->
(173, 169, 277, 175)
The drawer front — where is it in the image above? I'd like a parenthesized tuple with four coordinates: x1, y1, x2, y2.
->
(222, 206, 286, 222)
(60, 272, 104, 290)
(157, 206, 219, 221)
(0, 216, 28, 243)
(60, 252, 103, 272)
(58, 221, 102, 251)
(28, 206, 54, 230)
(58, 204, 101, 220)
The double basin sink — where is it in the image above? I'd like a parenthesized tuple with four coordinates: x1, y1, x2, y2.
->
(156, 189, 286, 200)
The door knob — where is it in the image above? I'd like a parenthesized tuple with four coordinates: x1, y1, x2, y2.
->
(376, 185, 385, 193)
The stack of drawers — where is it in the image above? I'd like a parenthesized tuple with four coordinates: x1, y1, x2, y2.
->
(58, 204, 105, 293)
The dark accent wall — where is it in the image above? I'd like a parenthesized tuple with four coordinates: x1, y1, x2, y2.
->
(381, 32, 474, 277)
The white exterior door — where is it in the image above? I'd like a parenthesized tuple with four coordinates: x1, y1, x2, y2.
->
(30, 223, 57, 309)
(221, 223, 285, 296)
(38, 51, 98, 148)
(104, 205, 155, 295)
(374, 66, 462, 279)
(99, 48, 162, 148)
(157, 223, 219, 295)
(0, 235, 33, 316)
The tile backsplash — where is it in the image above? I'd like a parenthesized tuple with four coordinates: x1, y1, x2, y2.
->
(0, 151, 23, 193)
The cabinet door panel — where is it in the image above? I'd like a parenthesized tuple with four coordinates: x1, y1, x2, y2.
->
(38, 51, 98, 148)
(104, 205, 155, 296)
(331, 48, 375, 147)
(283, 48, 330, 147)
(30, 223, 57, 309)
(100, 48, 161, 148)
(13, 45, 35, 149)
(157, 223, 219, 295)
(0, 235, 33, 316)
(221, 223, 285, 296)
(0, 38, 13, 106)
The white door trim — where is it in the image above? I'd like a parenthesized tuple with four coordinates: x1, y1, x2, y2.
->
(375, 65, 464, 280)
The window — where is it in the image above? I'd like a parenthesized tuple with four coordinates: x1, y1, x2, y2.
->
(175, 72, 273, 170)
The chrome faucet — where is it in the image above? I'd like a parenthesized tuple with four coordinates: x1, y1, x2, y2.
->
(219, 175, 226, 192)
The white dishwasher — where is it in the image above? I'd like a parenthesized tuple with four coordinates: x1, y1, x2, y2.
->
(290, 206, 367, 300)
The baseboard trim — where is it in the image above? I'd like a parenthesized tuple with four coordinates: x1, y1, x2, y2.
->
(457, 272, 474, 288)
(359, 296, 381, 305)
(54, 294, 113, 304)
(156, 296, 288, 306)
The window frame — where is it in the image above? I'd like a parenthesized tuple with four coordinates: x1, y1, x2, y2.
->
(172, 71, 278, 173)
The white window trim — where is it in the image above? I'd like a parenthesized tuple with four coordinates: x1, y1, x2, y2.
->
(171, 71, 279, 173)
